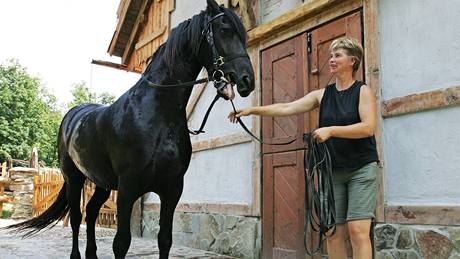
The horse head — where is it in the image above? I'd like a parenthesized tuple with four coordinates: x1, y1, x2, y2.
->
(198, 0, 255, 99)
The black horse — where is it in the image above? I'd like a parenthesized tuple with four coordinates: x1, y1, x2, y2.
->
(7, 0, 254, 258)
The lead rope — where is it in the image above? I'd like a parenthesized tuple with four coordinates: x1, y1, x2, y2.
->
(229, 99, 297, 145)
(303, 133, 336, 255)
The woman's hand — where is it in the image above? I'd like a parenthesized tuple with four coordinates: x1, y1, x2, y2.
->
(313, 127, 333, 143)
(228, 108, 251, 123)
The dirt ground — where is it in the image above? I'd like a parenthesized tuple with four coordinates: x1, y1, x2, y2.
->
(0, 219, 234, 259)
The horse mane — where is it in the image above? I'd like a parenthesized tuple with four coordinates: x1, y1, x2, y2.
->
(143, 6, 247, 77)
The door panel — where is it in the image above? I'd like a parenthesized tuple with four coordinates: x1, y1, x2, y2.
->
(262, 35, 308, 154)
(262, 151, 305, 259)
(307, 11, 363, 132)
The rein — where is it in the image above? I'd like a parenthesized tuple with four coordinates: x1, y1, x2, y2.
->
(229, 99, 297, 145)
(303, 133, 336, 255)
(142, 77, 211, 88)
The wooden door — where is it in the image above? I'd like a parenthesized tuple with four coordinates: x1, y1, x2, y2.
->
(261, 11, 364, 259)
(261, 34, 308, 259)
(262, 151, 305, 258)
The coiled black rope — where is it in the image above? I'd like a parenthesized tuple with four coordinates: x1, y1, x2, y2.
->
(303, 133, 336, 255)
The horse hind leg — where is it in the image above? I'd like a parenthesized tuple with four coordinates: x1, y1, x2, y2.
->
(85, 186, 111, 259)
(158, 179, 184, 259)
(61, 157, 86, 259)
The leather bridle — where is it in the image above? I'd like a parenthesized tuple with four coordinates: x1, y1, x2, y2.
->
(143, 11, 249, 95)
(142, 11, 251, 135)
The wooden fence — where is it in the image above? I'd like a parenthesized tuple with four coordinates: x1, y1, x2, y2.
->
(32, 169, 64, 217)
(82, 181, 118, 228)
(32, 170, 118, 228)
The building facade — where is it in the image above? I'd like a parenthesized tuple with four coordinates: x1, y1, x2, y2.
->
(103, 0, 460, 258)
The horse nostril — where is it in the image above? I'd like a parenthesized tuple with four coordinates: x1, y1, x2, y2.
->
(228, 72, 237, 84)
(242, 75, 251, 87)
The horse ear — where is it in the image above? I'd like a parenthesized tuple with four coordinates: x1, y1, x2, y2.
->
(206, 0, 220, 14)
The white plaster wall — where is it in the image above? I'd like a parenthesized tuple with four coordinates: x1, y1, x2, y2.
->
(170, 0, 207, 29)
(379, 0, 460, 206)
(260, 0, 304, 23)
(379, 0, 460, 100)
(383, 107, 460, 206)
(144, 142, 253, 204)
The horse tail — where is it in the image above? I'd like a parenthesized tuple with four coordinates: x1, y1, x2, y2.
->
(5, 185, 69, 237)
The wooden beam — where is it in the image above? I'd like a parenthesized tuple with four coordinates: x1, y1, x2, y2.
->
(382, 85, 460, 118)
(247, 0, 341, 46)
(385, 206, 460, 226)
(144, 202, 252, 216)
(249, 46, 261, 217)
(363, 0, 384, 222)
(257, 0, 361, 51)
(91, 59, 131, 72)
(192, 132, 252, 153)
(186, 71, 208, 118)
(134, 25, 167, 50)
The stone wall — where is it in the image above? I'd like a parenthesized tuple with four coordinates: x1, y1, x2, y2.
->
(375, 224, 460, 259)
(142, 210, 261, 258)
(8, 167, 38, 219)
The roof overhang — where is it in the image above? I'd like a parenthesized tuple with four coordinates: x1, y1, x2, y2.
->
(107, 0, 146, 61)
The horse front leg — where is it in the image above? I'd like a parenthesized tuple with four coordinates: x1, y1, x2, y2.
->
(158, 179, 184, 259)
(85, 186, 111, 259)
(113, 179, 142, 259)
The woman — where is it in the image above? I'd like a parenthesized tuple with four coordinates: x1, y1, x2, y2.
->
(228, 36, 379, 259)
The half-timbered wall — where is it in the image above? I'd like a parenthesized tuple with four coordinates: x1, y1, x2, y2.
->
(379, 0, 460, 210)
(129, 0, 174, 71)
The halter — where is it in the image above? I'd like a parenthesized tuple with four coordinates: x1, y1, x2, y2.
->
(143, 11, 249, 93)
(142, 11, 250, 135)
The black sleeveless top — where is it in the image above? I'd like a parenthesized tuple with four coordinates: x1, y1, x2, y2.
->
(319, 80, 379, 172)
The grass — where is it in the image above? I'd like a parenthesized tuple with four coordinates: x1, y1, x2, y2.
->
(1, 203, 13, 218)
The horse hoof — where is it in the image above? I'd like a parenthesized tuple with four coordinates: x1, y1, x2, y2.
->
(70, 252, 81, 259)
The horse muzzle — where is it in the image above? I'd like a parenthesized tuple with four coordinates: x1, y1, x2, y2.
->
(214, 76, 235, 100)
(227, 68, 254, 97)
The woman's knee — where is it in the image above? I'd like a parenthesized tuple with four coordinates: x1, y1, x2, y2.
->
(348, 219, 371, 243)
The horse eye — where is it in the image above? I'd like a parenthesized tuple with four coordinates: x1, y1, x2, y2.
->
(220, 27, 232, 35)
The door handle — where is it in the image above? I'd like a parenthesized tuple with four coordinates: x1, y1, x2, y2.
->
(310, 68, 319, 75)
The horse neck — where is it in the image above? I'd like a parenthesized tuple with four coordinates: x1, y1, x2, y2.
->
(141, 52, 204, 111)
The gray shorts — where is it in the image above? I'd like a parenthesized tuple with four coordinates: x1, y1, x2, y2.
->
(332, 162, 380, 224)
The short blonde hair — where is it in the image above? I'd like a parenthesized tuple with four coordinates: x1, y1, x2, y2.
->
(329, 37, 363, 74)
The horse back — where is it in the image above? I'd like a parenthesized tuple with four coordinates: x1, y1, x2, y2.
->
(59, 103, 117, 189)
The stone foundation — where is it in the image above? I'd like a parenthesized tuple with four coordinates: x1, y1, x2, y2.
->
(375, 223, 460, 259)
(142, 210, 261, 258)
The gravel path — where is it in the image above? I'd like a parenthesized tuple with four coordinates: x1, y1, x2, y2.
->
(0, 219, 234, 259)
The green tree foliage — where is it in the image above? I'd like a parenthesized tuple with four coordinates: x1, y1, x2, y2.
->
(68, 81, 116, 108)
(0, 59, 62, 166)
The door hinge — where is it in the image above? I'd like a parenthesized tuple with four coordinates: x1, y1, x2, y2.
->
(307, 33, 312, 53)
